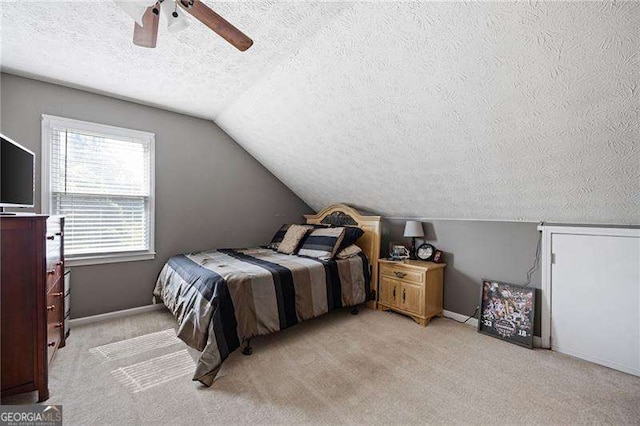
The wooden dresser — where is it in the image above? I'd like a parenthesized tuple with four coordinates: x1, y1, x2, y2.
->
(377, 259, 445, 326)
(1, 214, 65, 402)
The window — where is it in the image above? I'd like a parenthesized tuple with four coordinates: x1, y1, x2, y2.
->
(42, 115, 155, 266)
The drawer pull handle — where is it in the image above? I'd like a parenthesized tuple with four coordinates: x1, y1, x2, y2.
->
(55, 261, 63, 266)
(394, 271, 407, 278)
(392, 287, 396, 300)
(402, 289, 406, 303)
(55, 232, 63, 236)
(48, 341, 56, 347)
(47, 269, 55, 275)
(52, 292, 63, 298)
(54, 322, 63, 328)
(46, 235, 55, 240)
(46, 305, 55, 311)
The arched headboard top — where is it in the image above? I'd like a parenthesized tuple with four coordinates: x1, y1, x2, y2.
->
(304, 204, 381, 306)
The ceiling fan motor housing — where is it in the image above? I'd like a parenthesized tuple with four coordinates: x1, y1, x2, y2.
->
(125, 0, 253, 51)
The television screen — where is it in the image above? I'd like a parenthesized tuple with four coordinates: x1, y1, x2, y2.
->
(1, 134, 35, 207)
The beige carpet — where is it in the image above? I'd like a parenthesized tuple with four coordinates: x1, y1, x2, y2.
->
(3, 308, 640, 425)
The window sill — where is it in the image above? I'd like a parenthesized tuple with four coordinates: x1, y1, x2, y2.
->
(66, 252, 156, 267)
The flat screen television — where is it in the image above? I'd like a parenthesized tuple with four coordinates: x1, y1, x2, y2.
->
(1, 133, 35, 210)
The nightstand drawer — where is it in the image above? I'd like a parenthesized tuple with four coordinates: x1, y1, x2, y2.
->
(380, 264, 424, 285)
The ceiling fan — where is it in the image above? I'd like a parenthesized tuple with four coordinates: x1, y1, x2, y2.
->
(114, 0, 253, 51)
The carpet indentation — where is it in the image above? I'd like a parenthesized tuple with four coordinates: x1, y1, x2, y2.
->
(111, 349, 195, 393)
(89, 329, 180, 361)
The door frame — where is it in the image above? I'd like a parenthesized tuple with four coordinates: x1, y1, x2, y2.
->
(538, 224, 640, 349)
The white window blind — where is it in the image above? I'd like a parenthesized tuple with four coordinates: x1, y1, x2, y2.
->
(43, 116, 155, 264)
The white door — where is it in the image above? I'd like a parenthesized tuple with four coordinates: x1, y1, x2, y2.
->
(551, 232, 640, 376)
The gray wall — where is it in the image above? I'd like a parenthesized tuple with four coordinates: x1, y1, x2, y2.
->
(0, 73, 544, 329)
(0, 73, 312, 318)
(382, 218, 541, 334)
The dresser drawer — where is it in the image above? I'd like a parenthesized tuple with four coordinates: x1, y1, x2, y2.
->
(45, 217, 63, 268)
(46, 278, 64, 308)
(46, 282, 64, 363)
(45, 238, 61, 263)
(45, 261, 63, 293)
(380, 264, 425, 285)
(45, 235, 61, 266)
(46, 323, 61, 363)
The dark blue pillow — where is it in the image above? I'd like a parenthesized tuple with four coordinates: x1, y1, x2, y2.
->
(338, 226, 364, 252)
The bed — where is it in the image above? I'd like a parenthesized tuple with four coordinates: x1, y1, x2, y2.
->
(153, 204, 381, 385)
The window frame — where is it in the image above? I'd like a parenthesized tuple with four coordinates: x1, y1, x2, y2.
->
(41, 114, 156, 267)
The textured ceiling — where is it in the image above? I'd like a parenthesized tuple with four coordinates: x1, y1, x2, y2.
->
(2, 1, 639, 224)
(216, 1, 640, 224)
(0, 1, 350, 119)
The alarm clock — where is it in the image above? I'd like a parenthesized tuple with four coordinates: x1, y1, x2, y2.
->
(416, 243, 435, 261)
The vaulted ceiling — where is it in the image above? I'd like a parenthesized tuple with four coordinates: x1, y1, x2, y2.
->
(2, 1, 639, 224)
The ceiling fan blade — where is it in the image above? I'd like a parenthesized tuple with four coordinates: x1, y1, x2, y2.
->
(179, 0, 253, 51)
(133, 3, 160, 48)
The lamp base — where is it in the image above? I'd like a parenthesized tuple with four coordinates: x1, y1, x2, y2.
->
(409, 237, 417, 260)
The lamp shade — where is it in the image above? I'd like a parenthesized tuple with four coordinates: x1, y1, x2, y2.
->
(161, 1, 191, 33)
(403, 220, 424, 238)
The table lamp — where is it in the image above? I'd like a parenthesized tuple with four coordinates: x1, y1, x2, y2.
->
(404, 220, 424, 260)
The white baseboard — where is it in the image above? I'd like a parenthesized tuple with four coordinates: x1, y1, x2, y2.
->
(443, 309, 478, 328)
(443, 310, 544, 348)
(69, 303, 167, 327)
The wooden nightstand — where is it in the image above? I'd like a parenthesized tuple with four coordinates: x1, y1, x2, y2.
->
(377, 259, 446, 326)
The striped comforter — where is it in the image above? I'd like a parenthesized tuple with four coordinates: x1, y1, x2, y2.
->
(153, 247, 370, 386)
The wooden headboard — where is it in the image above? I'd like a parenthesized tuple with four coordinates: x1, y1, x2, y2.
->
(304, 204, 381, 308)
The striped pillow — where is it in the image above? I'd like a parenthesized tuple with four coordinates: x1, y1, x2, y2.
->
(296, 223, 331, 252)
(298, 227, 346, 260)
(268, 224, 290, 250)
